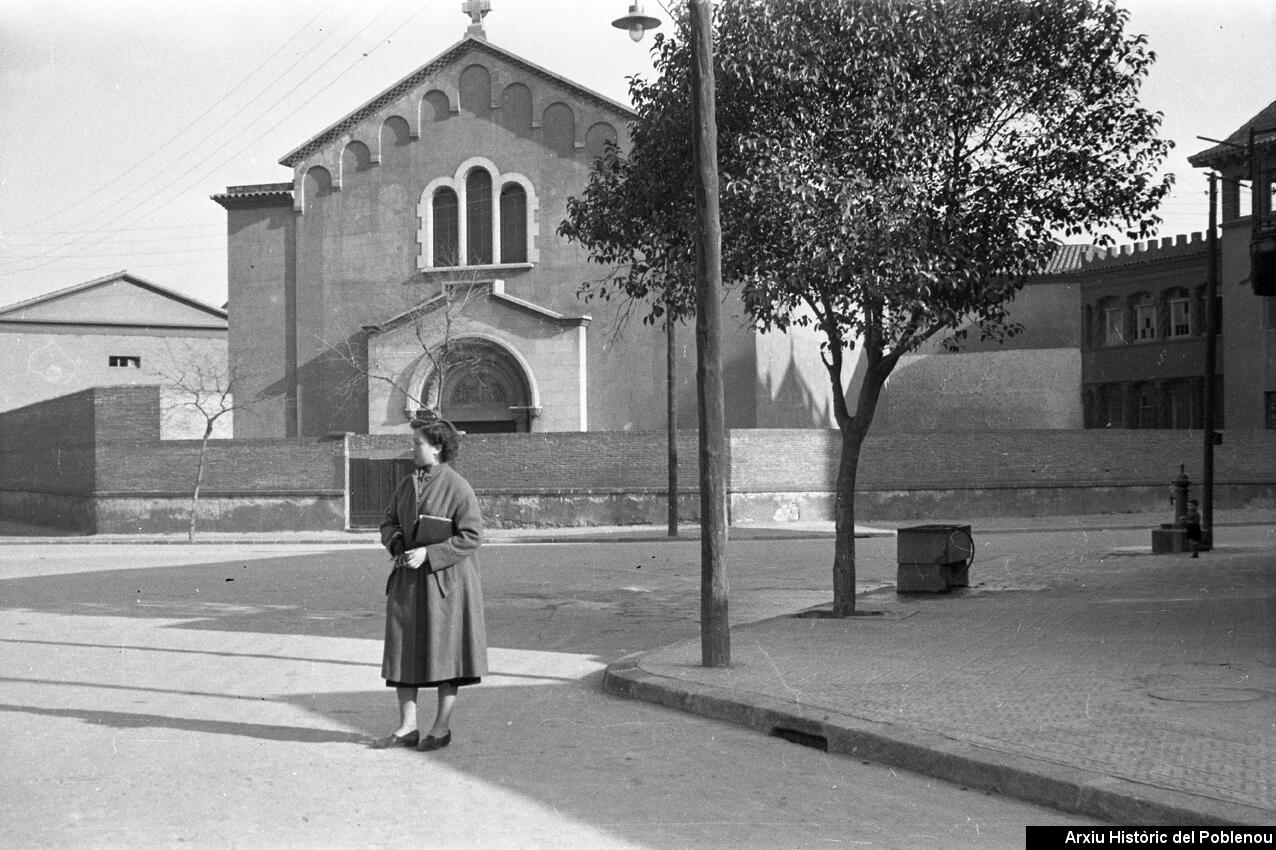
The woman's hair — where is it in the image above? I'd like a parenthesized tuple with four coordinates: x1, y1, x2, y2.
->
(411, 418, 460, 462)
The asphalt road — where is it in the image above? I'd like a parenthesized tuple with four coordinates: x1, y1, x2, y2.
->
(0, 536, 1093, 848)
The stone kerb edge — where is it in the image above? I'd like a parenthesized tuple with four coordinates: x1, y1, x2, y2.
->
(601, 657, 1269, 827)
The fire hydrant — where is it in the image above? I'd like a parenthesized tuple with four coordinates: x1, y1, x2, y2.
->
(1171, 465, 1191, 528)
(1153, 465, 1194, 554)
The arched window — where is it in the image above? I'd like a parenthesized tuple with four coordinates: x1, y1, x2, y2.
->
(1097, 297, 1126, 346)
(1166, 288, 1192, 338)
(543, 102, 576, 157)
(500, 83, 533, 139)
(460, 64, 492, 119)
(302, 165, 332, 213)
(417, 161, 538, 270)
(584, 121, 618, 161)
(380, 116, 411, 167)
(500, 183, 527, 263)
(342, 141, 373, 177)
(465, 169, 493, 265)
(1132, 293, 1156, 342)
(433, 188, 459, 267)
(423, 90, 451, 124)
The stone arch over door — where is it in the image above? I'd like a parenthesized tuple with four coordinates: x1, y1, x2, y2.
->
(406, 337, 537, 433)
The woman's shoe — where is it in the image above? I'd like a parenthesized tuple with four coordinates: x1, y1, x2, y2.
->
(370, 731, 420, 749)
(417, 731, 451, 751)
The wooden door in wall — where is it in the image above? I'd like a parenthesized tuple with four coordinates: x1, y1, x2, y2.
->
(349, 457, 414, 528)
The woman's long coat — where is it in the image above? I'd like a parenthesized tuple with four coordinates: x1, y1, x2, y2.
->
(379, 463, 487, 687)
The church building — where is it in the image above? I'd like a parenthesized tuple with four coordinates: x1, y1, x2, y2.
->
(214, 6, 774, 438)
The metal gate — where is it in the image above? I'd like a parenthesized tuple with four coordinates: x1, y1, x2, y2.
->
(349, 458, 415, 528)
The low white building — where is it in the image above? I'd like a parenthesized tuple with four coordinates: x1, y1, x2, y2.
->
(0, 271, 231, 439)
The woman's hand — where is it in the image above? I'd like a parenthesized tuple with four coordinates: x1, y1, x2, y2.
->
(403, 547, 428, 570)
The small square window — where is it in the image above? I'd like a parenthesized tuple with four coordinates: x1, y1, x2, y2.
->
(109, 355, 141, 368)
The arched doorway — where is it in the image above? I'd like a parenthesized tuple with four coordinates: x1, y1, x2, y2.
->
(408, 338, 536, 433)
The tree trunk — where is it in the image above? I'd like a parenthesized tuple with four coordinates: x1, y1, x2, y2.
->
(667, 309, 679, 537)
(831, 424, 865, 616)
(829, 356, 887, 618)
(189, 431, 211, 542)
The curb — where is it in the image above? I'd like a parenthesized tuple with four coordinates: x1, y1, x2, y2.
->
(601, 656, 1273, 826)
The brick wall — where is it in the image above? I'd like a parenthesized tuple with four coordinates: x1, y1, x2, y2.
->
(351, 431, 703, 493)
(0, 388, 100, 495)
(96, 439, 343, 495)
(3, 385, 1273, 532)
(0, 386, 344, 532)
(0, 385, 162, 490)
(732, 429, 1276, 492)
(358, 427, 1276, 510)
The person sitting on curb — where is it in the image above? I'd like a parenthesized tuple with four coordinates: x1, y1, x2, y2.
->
(1178, 499, 1203, 558)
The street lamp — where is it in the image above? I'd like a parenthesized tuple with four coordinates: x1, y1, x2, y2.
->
(611, 3, 661, 42)
(613, 1, 730, 668)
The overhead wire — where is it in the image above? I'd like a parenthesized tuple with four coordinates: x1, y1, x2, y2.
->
(0, 3, 370, 271)
(1, 0, 439, 278)
(7, 3, 336, 235)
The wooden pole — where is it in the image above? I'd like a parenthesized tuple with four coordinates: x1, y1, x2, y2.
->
(1203, 172, 1219, 549)
(689, 0, 729, 667)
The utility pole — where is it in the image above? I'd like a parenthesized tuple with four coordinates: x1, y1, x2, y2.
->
(689, 0, 729, 667)
(614, 0, 729, 666)
(1203, 172, 1219, 549)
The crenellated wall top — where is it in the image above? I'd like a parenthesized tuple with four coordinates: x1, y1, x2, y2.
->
(1079, 231, 1210, 269)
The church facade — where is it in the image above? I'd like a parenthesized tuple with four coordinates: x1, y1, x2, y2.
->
(214, 21, 778, 439)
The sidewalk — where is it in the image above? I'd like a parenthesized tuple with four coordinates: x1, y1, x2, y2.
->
(604, 513, 1276, 826)
(3, 510, 1273, 826)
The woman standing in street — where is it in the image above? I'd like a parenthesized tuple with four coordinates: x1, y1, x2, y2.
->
(372, 418, 487, 751)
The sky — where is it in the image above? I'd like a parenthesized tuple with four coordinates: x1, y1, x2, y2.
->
(1, 0, 1273, 311)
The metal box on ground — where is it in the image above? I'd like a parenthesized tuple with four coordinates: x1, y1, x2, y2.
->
(896, 524, 974, 593)
(1151, 524, 1187, 554)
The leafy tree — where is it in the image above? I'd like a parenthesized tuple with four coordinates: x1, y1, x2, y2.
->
(562, 0, 1172, 615)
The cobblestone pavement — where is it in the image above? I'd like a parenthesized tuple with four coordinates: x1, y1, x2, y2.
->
(605, 518, 1276, 825)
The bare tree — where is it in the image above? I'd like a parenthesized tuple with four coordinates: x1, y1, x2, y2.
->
(155, 341, 259, 541)
(326, 270, 496, 426)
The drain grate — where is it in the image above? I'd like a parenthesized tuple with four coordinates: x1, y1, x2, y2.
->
(771, 726, 828, 751)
